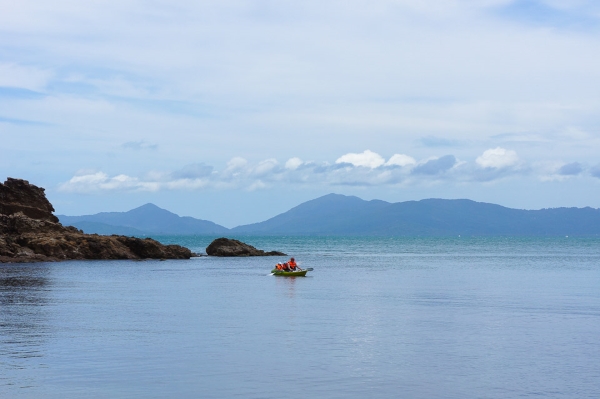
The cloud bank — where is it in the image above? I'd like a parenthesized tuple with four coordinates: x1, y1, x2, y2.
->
(59, 147, 598, 193)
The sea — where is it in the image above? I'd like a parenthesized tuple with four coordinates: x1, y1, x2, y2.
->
(1, 236, 599, 399)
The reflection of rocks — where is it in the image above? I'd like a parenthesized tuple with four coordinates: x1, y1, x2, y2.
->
(0, 264, 50, 360)
(0, 264, 49, 305)
(0, 275, 47, 288)
(0, 178, 192, 263)
(206, 237, 286, 257)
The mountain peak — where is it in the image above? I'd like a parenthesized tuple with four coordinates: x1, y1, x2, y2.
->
(133, 203, 164, 211)
(317, 193, 360, 200)
(127, 203, 177, 216)
(58, 202, 229, 235)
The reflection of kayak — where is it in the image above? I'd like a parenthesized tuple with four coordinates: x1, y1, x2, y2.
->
(271, 269, 308, 277)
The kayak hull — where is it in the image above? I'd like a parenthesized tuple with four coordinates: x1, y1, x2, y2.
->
(271, 269, 307, 277)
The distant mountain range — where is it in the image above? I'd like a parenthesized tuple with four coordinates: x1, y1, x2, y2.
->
(58, 203, 229, 236)
(58, 194, 600, 237)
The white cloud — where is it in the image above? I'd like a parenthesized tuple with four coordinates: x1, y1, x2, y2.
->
(247, 180, 268, 191)
(59, 171, 157, 193)
(386, 154, 416, 167)
(285, 157, 303, 170)
(224, 157, 248, 174)
(252, 158, 279, 177)
(476, 147, 520, 169)
(59, 171, 211, 193)
(67, 171, 108, 185)
(58, 148, 598, 194)
(336, 150, 385, 168)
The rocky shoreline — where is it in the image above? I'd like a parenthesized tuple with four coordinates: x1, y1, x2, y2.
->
(0, 178, 192, 263)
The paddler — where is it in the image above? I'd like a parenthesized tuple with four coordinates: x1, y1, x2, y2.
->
(288, 257, 300, 271)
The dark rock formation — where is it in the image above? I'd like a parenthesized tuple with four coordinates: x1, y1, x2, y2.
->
(0, 177, 59, 223)
(206, 237, 286, 257)
(0, 178, 192, 263)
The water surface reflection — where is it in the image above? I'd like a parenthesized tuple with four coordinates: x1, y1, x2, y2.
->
(0, 264, 51, 367)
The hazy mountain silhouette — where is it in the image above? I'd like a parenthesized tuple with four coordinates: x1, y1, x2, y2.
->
(58, 195, 600, 236)
(58, 203, 228, 235)
(68, 221, 148, 236)
(231, 194, 600, 236)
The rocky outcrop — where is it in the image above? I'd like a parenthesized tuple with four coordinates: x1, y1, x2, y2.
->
(0, 178, 192, 263)
(0, 177, 59, 223)
(206, 237, 286, 257)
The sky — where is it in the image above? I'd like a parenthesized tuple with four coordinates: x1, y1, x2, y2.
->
(1, 0, 600, 227)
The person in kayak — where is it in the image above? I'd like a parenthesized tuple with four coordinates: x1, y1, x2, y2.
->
(288, 258, 300, 271)
(275, 263, 283, 270)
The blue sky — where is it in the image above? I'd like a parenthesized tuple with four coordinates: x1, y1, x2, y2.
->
(2, 0, 600, 227)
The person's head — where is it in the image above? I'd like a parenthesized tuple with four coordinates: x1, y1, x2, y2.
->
(291, 257, 295, 261)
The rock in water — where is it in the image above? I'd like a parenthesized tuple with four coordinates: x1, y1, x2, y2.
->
(206, 237, 286, 257)
(0, 178, 192, 263)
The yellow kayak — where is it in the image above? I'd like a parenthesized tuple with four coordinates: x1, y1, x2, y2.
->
(271, 269, 308, 276)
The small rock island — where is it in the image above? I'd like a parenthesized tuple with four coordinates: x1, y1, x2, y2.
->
(0, 178, 192, 263)
(206, 237, 286, 257)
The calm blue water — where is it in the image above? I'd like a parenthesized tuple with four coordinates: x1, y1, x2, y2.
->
(1, 236, 599, 398)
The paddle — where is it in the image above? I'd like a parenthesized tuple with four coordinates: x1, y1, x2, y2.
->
(294, 261, 312, 272)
